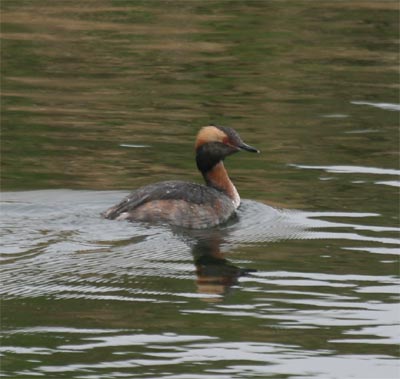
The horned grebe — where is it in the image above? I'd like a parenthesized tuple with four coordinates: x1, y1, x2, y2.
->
(103, 125, 259, 228)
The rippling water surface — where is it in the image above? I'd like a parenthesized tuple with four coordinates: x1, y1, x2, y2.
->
(1, 1, 399, 378)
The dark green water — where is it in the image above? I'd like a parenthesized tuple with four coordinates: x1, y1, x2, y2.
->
(1, 1, 399, 378)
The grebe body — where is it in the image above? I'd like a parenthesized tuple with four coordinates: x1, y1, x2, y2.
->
(103, 125, 259, 228)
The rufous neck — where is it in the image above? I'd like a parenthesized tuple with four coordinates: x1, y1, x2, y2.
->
(203, 162, 240, 208)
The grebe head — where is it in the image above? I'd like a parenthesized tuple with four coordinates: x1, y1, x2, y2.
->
(195, 125, 259, 173)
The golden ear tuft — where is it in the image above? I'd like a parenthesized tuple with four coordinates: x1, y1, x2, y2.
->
(195, 126, 227, 150)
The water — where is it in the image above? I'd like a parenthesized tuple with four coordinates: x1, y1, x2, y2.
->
(1, 1, 399, 378)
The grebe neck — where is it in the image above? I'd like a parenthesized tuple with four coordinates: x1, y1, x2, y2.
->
(202, 161, 240, 208)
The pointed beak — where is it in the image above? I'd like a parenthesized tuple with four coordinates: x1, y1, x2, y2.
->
(238, 142, 260, 153)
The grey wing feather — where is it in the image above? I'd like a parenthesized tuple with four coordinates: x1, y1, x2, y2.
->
(102, 181, 213, 220)
(102, 190, 150, 219)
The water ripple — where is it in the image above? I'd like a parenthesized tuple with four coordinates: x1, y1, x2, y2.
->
(351, 101, 400, 111)
(290, 164, 400, 176)
(1, 191, 399, 301)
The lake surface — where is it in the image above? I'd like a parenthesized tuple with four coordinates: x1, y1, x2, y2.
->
(1, 1, 399, 378)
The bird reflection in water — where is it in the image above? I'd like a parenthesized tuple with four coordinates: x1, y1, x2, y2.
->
(183, 228, 257, 300)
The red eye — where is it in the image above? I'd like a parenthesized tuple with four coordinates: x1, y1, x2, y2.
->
(223, 136, 238, 150)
